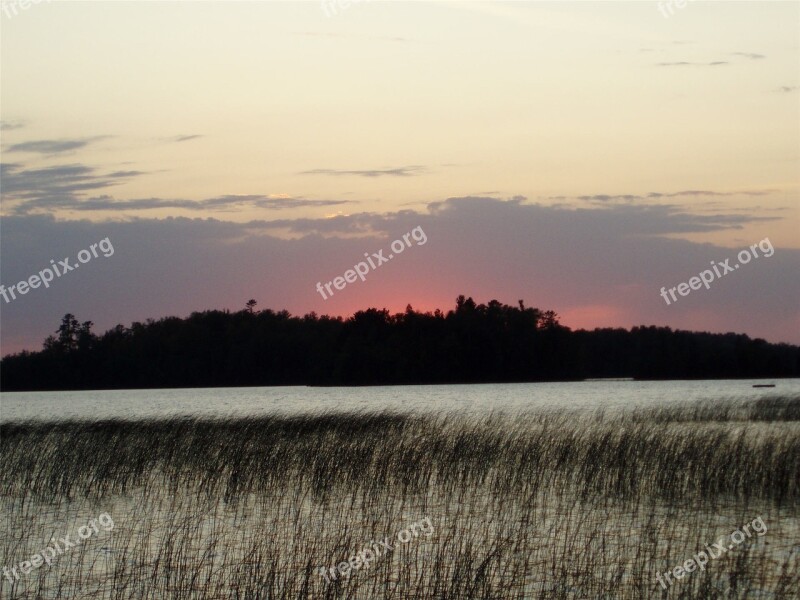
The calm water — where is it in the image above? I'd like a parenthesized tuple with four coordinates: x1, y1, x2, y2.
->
(1, 379, 797, 422)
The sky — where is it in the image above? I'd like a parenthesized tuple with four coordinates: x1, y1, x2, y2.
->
(1, 0, 798, 355)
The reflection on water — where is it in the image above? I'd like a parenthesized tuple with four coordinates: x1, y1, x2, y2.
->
(1, 394, 798, 598)
(2, 379, 798, 421)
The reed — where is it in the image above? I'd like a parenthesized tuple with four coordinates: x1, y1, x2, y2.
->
(1, 396, 798, 598)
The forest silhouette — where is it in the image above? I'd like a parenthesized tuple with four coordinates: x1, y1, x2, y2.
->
(1, 295, 797, 391)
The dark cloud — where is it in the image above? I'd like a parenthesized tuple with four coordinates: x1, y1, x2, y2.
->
(778, 86, 798, 93)
(1, 163, 145, 214)
(2, 197, 796, 358)
(300, 166, 425, 177)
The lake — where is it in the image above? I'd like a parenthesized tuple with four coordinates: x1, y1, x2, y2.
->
(1, 378, 797, 421)
(3, 381, 798, 599)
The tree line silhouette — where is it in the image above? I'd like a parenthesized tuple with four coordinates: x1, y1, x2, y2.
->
(1, 295, 797, 391)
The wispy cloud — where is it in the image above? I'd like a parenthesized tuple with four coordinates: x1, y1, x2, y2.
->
(65, 195, 357, 212)
(164, 134, 203, 143)
(300, 166, 425, 178)
(6, 136, 108, 155)
(0, 162, 145, 213)
(657, 51, 766, 68)
(0, 120, 25, 131)
(646, 190, 774, 199)
(0, 162, 357, 215)
(549, 189, 776, 203)
(656, 61, 728, 67)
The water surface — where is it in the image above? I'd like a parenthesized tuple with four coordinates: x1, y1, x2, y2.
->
(2, 379, 797, 421)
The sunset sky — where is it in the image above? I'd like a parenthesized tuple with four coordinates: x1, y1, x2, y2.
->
(1, 0, 798, 354)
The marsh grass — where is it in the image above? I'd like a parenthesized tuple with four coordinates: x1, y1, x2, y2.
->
(1, 396, 798, 598)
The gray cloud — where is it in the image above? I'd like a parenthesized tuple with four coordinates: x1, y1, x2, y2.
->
(300, 166, 425, 178)
(254, 195, 778, 237)
(647, 189, 774, 198)
(1, 162, 356, 215)
(6, 137, 107, 154)
(778, 86, 798, 93)
(1, 197, 796, 358)
(1, 163, 145, 214)
(71, 195, 356, 212)
(0, 120, 25, 131)
(550, 189, 776, 203)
